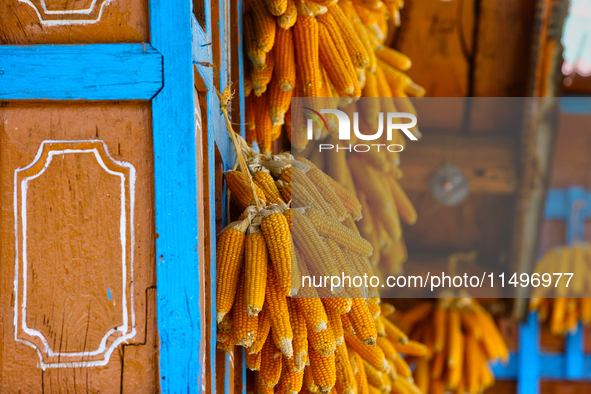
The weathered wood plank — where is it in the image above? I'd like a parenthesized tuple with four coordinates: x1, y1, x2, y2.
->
(395, 0, 474, 97)
(0, 0, 149, 45)
(0, 44, 163, 100)
(472, 0, 536, 97)
(0, 101, 156, 392)
(121, 287, 160, 393)
(150, 0, 204, 392)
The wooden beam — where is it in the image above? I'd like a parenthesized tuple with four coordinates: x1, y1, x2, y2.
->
(510, 0, 569, 320)
(150, 0, 203, 392)
(398, 134, 518, 194)
(0, 44, 163, 100)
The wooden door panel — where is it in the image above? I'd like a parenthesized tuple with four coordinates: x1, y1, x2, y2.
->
(0, 0, 149, 44)
(0, 102, 158, 393)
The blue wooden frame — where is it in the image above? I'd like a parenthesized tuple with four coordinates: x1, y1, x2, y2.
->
(0, 44, 163, 100)
(491, 186, 591, 394)
(0, 0, 243, 392)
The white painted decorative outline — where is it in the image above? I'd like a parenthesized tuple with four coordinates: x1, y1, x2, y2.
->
(14, 140, 136, 369)
(18, 0, 114, 25)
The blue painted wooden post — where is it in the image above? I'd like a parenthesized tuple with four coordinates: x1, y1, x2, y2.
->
(150, 0, 206, 392)
(492, 186, 591, 392)
(518, 312, 541, 394)
(545, 187, 588, 380)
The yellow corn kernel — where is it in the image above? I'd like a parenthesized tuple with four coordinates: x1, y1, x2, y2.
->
(379, 59, 425, 97)
(308, 317, 337, 357)
(281, 181, 292, 203)
(306, 208, 373, 258)
(348, 298, 378, 345)
(254, 95, 272, 155)
(279, 365, 305, 394)
(363, 360, 387, 390)
(325, 304, 345, 347)
(304, 364, 320, 393)
(248, 309, 271, 355)
(394, 340, 427, 358)
(225, 170, 266, 211)
(233, 273, 259, 347)
(296, 157, 348, 220)
(265, 266, 294, 358)
(254, 170, 285, 205)
(245, 226, 268, 317)
(447, 332, 464, 390)
(273, 27, 296, 90)
(325, 174, 362, 221)
(329, 3, 369, 69)
(335, 342, 357, 394)
(309, 349, 337, 393)
(260, 336, 283, 387)
(399, 301, 433, 332)
(252, 50, 275, 96)
(265, 0, 287, 15)
(386, 175, 417, 225)
(251, 0, 277, 52)
(350, 350, 369, 394)
(292, 166, 338, 219)
(293, 12, 321, 97)
(393, 355, 412, 379)
(381, 316, 409, 345)
(317, 21, 356, 96)
(375, 46, 411, 71)
(218, 311, 233, 333)
(288, 299, 309, 373)
(216, 219, 248, 323)
(291, 209, 341, 287)
(244, 13, 266, 70)
(376, 337, 398, 361)
(344, 331, 389, 373)
(245, 95, 257, 145)
(246, 351, 262, 371)
(261, 207, 292, 296)
(268, 76, 293, 126)
(322, 294, 353, 315)
(278, 0, 297, 29)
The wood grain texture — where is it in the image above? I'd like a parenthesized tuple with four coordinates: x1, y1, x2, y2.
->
(395, 0, 474, 97)
(0, 102, 157, 393)
(0, 0, 148, 44)
(0, 44, 163, 100)
(398, 134, 518, 194)
(122, 287, 159, 393)
(16, 142, 132, 366)
(472, 0, 536, 97)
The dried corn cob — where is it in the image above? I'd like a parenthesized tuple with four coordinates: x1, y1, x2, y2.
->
(216, 219, 249, 323)
(244, 221, 268, 319)
(225, 170, 266, 211)
(261, 205, 292, 296)
(265, 265, 294, 358)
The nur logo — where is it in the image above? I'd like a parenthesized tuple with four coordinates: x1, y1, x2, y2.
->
(303, 108, 418, 152)
(304, 108, 417, 141)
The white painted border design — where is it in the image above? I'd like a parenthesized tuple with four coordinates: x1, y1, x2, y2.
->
(14, 140, 136, 369)
(18, 0, 113, 25)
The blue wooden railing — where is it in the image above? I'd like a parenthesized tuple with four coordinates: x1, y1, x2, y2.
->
(491, 186, 591, 393)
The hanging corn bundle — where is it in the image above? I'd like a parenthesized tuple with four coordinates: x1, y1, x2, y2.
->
(529, 245, 591, 335)
(396, 298, 509, 394)
(216, 146, 424, 393)
(243, 0, 425, 154)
